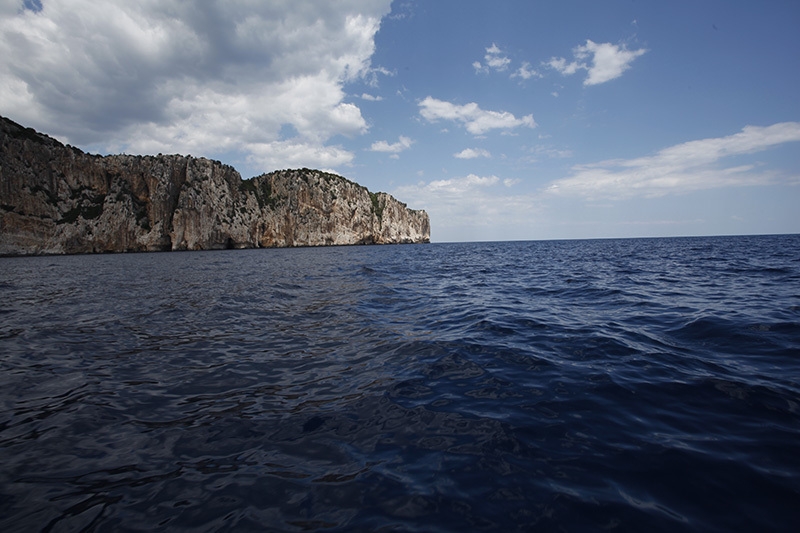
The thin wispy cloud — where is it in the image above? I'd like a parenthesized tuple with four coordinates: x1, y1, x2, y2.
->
(394, 174, 538, 237)
(546, 122, 800, 199)
(524, 144, 573, 162)
(475, 44, 541, 80)
(419, 96, 535, 135)
(246, 140, 356, 171)
(365, 66, 396, 88)
(370, 136, 414, 154)
(511, 61, 542, 80)
(454, 148, 491, 159)
(425, 174, 499, 193)
(547, 40, 647, 85)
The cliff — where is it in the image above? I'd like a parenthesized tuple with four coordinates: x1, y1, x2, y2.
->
(0, 116, 430, 255)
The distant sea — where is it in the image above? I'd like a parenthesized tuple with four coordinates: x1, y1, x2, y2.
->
(1, 235, 799, 532)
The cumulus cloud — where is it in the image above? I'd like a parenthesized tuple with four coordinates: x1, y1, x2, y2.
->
(454, 148, 491, 159)
(546, 122, 800, 199)
(547, 40, 646, 86)
(370, 136, 414, 153)
(0, 0, 393, 175)
(473, 43, 511, 74)
(419, 97, 535, 135)
(361, 93, 383, 101)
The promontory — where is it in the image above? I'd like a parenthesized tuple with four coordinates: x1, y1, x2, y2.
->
(0, 117, 430, 255)
(0, 115, 430, 255)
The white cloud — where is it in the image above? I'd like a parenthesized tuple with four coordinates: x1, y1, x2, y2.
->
(246, 140, 356, 171)
(484, 44, 511, 71)
(0, 0, 393, 175)
(474, 43, 510, 74)
(546, 122, 800, 199)
(364, 65, 395, 87)
(394, 174, 500, 215)
(579, 40, 647, 85)
(454, 148, 491, 159)
(475, 43, 541, 81)
(547, 57, 584, 76)
(370, 135, 414, 153)
(427, 174, 499, 193)
(547, 40, 646, 86)
(525, 144, 573, 161)
(512, 61, 542, 80)
(394, 174, 539, 240)
(361, 93, 383, 101)
(419, 96, 535, 135)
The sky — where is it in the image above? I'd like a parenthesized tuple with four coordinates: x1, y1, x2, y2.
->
(1, 0, 799, 242)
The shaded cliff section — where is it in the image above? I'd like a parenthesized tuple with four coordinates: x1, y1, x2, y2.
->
(0, 116, 430, 255)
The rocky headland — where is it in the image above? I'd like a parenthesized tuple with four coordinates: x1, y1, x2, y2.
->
(0, 115, 429, 255)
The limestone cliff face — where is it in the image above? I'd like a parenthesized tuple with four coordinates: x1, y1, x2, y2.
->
(0, 116, 430, 255)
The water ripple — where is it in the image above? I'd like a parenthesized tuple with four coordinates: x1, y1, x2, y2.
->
(1, 236, 799, 531)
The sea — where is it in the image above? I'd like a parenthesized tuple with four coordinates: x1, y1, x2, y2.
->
(1, 234, 799, 532)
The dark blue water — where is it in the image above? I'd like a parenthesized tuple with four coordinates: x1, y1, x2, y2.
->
(1, 235, 799, 532)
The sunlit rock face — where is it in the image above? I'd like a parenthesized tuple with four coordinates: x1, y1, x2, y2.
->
(0, 116, 430, 255)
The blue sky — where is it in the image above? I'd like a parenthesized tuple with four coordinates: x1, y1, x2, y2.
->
(2, 1, 798, 242)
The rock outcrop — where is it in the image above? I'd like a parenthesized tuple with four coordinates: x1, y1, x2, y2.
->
(0, 115, 430, 255)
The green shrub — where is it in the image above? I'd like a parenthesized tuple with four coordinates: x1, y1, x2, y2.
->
(369, 192, 384, 221)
